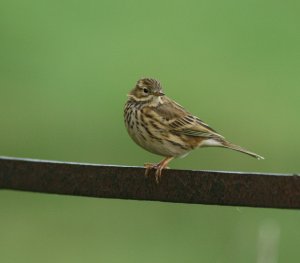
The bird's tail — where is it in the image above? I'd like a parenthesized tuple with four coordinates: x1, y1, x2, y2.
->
(221, 140, 264, 160)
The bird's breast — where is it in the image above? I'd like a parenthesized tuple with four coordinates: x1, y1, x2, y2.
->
(124, 102, 192, 157)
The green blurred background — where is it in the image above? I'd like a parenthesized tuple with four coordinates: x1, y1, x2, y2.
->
(0, 0, 299, 262)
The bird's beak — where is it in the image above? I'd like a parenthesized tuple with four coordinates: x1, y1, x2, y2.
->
(154, 91, 165, 97)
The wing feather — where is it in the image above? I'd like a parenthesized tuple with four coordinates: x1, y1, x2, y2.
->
(152, 96, 224, 139)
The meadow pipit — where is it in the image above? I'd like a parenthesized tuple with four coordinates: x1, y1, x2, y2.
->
(124, 78, 263, 182)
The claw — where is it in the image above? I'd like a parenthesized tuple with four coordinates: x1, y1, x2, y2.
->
(155, 168, 163, 183)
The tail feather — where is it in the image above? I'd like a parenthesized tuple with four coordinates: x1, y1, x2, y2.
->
(221, 141, 264, 160)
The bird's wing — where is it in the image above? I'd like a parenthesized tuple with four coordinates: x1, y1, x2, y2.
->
(153, 96, 224, 139)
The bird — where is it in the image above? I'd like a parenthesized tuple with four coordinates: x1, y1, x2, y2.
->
(124, 78, 264, 183)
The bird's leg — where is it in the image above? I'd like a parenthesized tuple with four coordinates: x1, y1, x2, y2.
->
(154, 157, 174, 183)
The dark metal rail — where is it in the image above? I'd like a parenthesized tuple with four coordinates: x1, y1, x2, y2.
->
(0, 156, 299, 209)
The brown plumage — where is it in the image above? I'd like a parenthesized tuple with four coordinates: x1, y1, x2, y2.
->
(124, 78, 264, 182)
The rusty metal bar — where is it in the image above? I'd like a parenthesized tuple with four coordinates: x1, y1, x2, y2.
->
(0, 156, 299, 209)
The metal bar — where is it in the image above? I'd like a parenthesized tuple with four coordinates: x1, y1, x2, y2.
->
(0, 156, 299, 209)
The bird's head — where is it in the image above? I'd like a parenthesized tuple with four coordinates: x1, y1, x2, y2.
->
(129, 78, 165, 101)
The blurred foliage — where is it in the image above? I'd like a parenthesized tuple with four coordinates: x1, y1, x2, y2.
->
(0, 0, 299, 262)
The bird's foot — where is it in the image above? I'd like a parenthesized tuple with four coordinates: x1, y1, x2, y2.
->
(144, 157, 173, 183)
(144, 163, 158, 177)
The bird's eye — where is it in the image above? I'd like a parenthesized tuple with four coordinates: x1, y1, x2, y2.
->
(143, 88, 149, 94)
